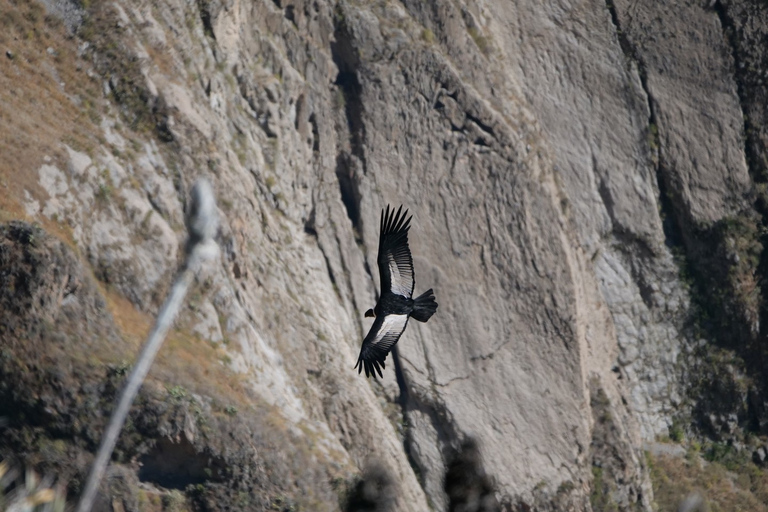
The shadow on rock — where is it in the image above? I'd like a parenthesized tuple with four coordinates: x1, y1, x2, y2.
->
(344, 462, 398, 512)
(444, 438, 500, 512)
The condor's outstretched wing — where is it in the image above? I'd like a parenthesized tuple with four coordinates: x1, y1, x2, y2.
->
(354, 314, 409, 378)
(377, 205, 414, 299)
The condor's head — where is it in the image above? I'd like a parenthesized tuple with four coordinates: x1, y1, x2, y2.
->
(365, 308, 375, 318)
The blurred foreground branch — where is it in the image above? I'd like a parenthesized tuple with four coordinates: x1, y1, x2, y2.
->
(75, 179, 218, 512)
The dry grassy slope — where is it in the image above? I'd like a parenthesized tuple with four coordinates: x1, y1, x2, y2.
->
(0, 221, 342, 511)
(4, 0, 768, 510)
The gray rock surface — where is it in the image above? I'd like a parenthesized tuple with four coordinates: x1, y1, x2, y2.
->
(5, 0, 768, 508)
(613, 0, 750, 226)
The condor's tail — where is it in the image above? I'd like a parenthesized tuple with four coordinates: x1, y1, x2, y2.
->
(411, 289, 438, 322)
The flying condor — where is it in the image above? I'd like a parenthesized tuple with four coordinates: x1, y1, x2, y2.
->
(354, 205, 438, 378)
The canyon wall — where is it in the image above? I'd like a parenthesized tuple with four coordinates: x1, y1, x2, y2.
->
(2, 0, 768, 509)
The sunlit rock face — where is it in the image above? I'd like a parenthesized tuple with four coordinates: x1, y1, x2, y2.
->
(4, 0, 768, 509)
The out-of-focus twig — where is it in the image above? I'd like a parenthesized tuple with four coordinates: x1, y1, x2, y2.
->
(75, 179, 218, 512)
(0, 461, 67, 512)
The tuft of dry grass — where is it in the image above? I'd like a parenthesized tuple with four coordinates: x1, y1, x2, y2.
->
(467, 26, 491, 56)
(97, 283, 255, 411)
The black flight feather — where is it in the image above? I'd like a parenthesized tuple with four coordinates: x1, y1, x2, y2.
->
(377, 205, 414, 299)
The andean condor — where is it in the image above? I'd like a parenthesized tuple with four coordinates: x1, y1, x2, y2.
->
(354, 205, 438, 378)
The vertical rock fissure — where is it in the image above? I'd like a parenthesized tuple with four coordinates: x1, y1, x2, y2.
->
(331, 12, 366, 239)
(604, 0, 704, 451)
(604, 0, 684, 251)
(711, 0, 768, 431)
(712, 1, 763, 183)
(328, 8, 416, 456)
(334, 153, 363, 238)
(196, 0, 216, 40)
(605, 0, 636, 63)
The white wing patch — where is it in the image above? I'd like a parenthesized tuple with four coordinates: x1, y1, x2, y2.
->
(356, 313, 410, 378)
(386, 253, 414, 298)
(371, 314, 409, 347)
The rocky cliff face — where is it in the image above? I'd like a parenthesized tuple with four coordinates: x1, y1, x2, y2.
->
(3, 0, 768, 510)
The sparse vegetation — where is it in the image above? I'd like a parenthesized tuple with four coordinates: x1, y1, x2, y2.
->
(648, 448, 768, 511)
(669, 419, 686, 443)
(663, 207, 766, 438)
(590, 466, 619, 512)
(0, 221, 341, 510)
(467, 27, 491, 56)
(96, 182, 113, 203)
(648, 122, 659, 151)
(167, 384, 188, 402)
(334, 87, 346, 111)
(161, 489, 186, 511)
(0, 1, 104, 245)
(220, 197, 234, 211)
(234, 131, 248, 165)
(78, 4, 173, 139)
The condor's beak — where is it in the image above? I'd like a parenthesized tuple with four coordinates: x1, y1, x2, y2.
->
(365, 308, 375, 318)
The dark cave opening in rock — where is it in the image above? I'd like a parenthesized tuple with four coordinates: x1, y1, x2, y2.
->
(138, 437, 226, 490)
(335, 152, 362, 235)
